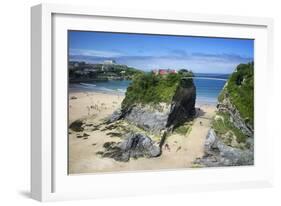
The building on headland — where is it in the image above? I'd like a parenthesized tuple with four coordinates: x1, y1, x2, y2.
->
(153, 69, 177, 75)
(103, 60, 116, 64)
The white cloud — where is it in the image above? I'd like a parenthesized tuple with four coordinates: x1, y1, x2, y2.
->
(69, 49, 122, 58)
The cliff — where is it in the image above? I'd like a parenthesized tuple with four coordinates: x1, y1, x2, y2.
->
(196, 62, 254, 166)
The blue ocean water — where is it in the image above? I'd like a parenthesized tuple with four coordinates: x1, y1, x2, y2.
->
(69, 80, 131, 94)
(69, 73, 229, 105)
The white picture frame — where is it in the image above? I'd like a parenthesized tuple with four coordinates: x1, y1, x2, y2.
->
(31, 3, 274, 202)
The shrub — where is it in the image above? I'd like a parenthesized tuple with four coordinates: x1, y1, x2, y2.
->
(121, 71, 193, 109)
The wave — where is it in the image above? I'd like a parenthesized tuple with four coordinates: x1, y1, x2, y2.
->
(75, 84, 126, 94)
(98, 88, 126, 94)
(117, 88, 127, 93)
(79, 83, 96, 87)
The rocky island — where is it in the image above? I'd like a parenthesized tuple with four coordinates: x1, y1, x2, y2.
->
(98, 71, 197, 161)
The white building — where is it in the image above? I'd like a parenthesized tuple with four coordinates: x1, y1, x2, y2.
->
(103, 60, 116, 64)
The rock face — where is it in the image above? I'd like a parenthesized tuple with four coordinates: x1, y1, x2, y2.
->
(167, 79, 196, 128)
(124, 104, 171, 135)
(217, 94, 253, 137)
(118, 78, 196, 135)
(195, 129, 254, 166)
(99, 133, 161, 162)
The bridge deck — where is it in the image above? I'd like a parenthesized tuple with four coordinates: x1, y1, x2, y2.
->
(182, 77, 227, 81)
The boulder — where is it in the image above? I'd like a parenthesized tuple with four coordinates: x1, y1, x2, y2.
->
(99, 133, 161, 162)
(69, 119, 84, 132)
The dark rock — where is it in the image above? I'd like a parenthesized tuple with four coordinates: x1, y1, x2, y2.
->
(96, 151, 104, 156)
(101, 124, 118, 131)
(176, 146, 181, 152)
(103, 141, 116, 149)
(99, 133, 161, 162)
(85, 123, 93, 127)
(167, 79, 196, 128)
(106, 132, 123, 137)
(69, 120, 84, 132)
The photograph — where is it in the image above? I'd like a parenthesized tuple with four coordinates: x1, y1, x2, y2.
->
(67, 31, 254, 174)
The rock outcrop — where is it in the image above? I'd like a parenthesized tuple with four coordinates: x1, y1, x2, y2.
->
(98, 133, 161, 162)
(197, 62, 254, 167)
(195, 129, 254, 166)
(124, 104, 172, 135)
(111, 74, 196, 135)
(217, 91, 253, 137)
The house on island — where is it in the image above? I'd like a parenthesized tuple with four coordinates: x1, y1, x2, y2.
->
(152, 69, 177, 75)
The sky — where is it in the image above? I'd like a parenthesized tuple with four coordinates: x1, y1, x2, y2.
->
(68, 31, 254, 74)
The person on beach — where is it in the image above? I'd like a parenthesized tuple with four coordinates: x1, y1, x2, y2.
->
(164, 143, 171, 152)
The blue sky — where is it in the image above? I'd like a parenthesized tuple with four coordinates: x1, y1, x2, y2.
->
(69, 31, 254, 74)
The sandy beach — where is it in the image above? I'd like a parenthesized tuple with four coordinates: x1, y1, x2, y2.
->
(68, 91, 217, 174)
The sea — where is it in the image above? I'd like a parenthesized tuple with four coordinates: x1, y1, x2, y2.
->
(69, 73, 229, 105)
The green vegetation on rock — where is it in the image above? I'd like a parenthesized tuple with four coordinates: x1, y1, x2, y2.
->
(212, 112, 247, 144)
(218, 62, 254, 126)
(122, 71, 193, 109)
(213, 62, 254, 146)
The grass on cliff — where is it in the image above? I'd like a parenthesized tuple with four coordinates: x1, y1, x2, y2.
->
(212, 112, 247, 143)
(122, 71, 193, 109)
(218, 62, 254, 126)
